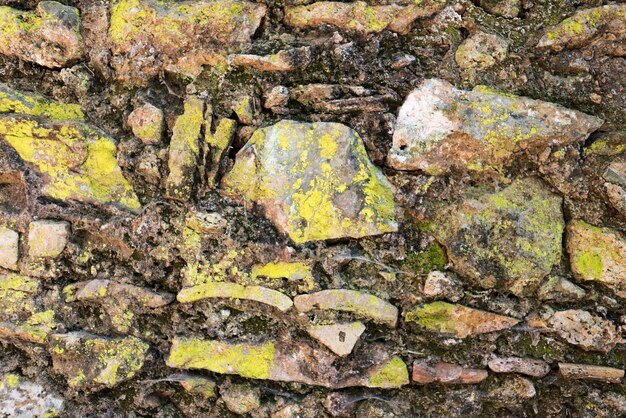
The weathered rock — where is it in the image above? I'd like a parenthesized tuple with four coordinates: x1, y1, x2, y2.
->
(405, 302, 519, 338)
(221, 383, 261, 415)
(221, 120, 397, 243)
(538, 5, 626, 52)
(0, 226, 18, 270)
(284, 1, 444, 35)
(432, 179, 564, 296)
(412, 361, 488, 384)
(251, 261, 316, 294)
(177, 282, 293, 312)
(567, 220, 626, 298)
(49, 332, 149, 389)
(0, 2, 84, 68)
(167, 337, 409, 388)
(231, 95, 257, 126)
(0, 274, 38, 317)
(294, 289, 398, 327)
(487, 375, 536, 402)
(231, 47, 312, 72)
(559, 363, 624, 383)
(0, 84, 84, 121)
(603, 160, 626, 187)
(205, 117, 237, 188)
(0, 373, 64, 417)
(292, 84, 398, 114)
(185, 210, 227, 235)
(0, 310, 56, 344)
(479, 0, 520, 18)
(387, 79, 603, 174)
(422, 271, 463, 302)
(108, 0, 267, 84)
(127, 103, 163, 144)
(264, 86, 289, 111)
(307, 322, 365, 356)
(28, 220, 69, 259)
(546, 309, 620, 352)
(455, 32, 508, 70)
(176, 375, 216, 399)
(0, 107, 140, 211)
(537, 276, 586, 302)
(166, 96, 204, 201)
(488, 357, 550, 378)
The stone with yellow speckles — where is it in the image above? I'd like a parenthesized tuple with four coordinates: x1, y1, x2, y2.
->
(432, 178, 564, 297)
(0, 373, 64, 417)
(49, 332, 149, 389)
(387, 79, 603, 174)
(0, 226, 18, 270)
(221, 120, 397, 244)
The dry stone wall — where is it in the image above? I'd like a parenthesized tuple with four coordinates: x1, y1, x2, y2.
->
(0, 0, 625, 416)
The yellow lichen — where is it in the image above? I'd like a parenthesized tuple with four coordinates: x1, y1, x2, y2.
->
(367, 356, 409, 388)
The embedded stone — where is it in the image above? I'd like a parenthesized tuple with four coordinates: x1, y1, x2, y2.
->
(405, 302, 519, 338)
(284, 1, 444, 35)
(0, 274, 39, 317)
(127, 103, 163, 144)
(387, 79, 602, 174)
(546, 309, 620, 352)
(221, 120, 397, 243)
(108, 0, 266, 84)
(231, 47, 312, 72)
(432, 178, 564, 296)
(0, 2, 84, 68)
(0, 226, 18, 270)
(537, 276, 586, 302)
(167, 337, 408, 388)
(294, 289, 398, 327)
(559, 363, 624, 383)
(479, 0, 521, 18)
(487, 375, 536, 401)
(205, 117, 237, 188)
(28, 220, 69, 259)
(166, 96, 204, 201)
(423, 271, 463, 302)
(251, 261, 316, 293)
(307, 322, 365, 356)
(567, 220, 626, 298)
(0, 373, 64, 417)
(49, 332, 149, 389)
(185, 210, 228, 235)
(538, 5, 626, 52)
(176, 375, 216, 399)
(0, 85, 83, 121)
(0, 115, 140, 211)
(221, 384, 261, 415)
(177, 282, 294, 312)
(412, 361, 488, 384)
(488, 357, 550, 378)
(0, 310, 56, 344)
(455, 31, 508, 70)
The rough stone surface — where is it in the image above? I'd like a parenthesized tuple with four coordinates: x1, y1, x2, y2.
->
(0, 226, 18, 270)
(387, 79, 603, 174)
(546, 309, 621, 353)
(177, 282, 293, 312)
(412, 361, 488, 384)
(567, 220, 626, 298)
(488, 357, 551, 378)
(0, 373, 64, 417)
(0, 2, 84, 68)
(433, 178, 564, 296)
(559, 363, 625, 383)
(405, 302, 519, 338)
(537, 276, 586, 302)
(422, 271, 463, 302)
(28, 220, 69, 258)
(221, 120, 397, 243)
(455, 32, 508, 70)
(231, 47, 312, 72)
(127, 103, 163, 144)
(221, 383, 261, 415)
(307, 321, 366, 356)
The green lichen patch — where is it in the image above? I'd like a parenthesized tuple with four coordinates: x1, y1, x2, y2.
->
(403, 242, 447, 275)
(367, 356, 409, 388)
(167, 338, 275, 380)
(251, 261, 316, 293)
(177, 282, 293, 312)
(0, 274, 39, 318)
(221, 120, 397, 243)
(0, 85, 84, 121)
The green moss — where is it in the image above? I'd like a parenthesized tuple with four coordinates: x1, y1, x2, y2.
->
(405, 301, 457, 334)
(403, 242, 447, 275)
(572, 249, 603, 280)
(367, 356, 409, 388)
(167, 338, 275, 380)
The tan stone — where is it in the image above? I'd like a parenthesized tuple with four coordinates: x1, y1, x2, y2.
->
(455, 32, 508, 70)
(307, 322, 365, 356)
(559, 363, 624, 383)
(488, 357, 550, 377)
(412, 361, 488, 384)
(28, 220, 69, 259)
(231, 47, 311, 72)
(127, 103, 163, 144)
(546, 309, 621, 352)
(0, 226, 18, 270)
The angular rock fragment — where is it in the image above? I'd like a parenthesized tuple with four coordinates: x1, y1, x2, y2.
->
(221, 120, 397, 243)
(166, 96, 204, 201)
(387, 79, 602, 174)
(28, 220, 69, 259)
(0, 85, 84, 121)
(559, 363, 624, 383)
(487, 375, 536, 401)
(205, 117, 237, 188)
(251, 261, 316, 293)
(405, 302, 519, 338)
(567, 220, 626, 298)
(264, 86, 289, 111)
(231, 47, 312, 72)
(433, 179, 564, 296)
(545, 309, 620, 352)
(292, 84, 398, 114)
(455, 32, 508, 70)
(108, 0, 266, 84)
(176, 375, 216, 398)
(284, 1, 444, 35)
(49, 332, 149, 389)
(185, 210, 227, 235)
(307, 322, 365, 356)
(0, 114, 140, 211)
(422, 271, 463, 302)
(0, 2, 84, 68)
(167, 337, 409, 388)
(0, 226, 18, 270)
(221, 383, 261, 415)
(0, 274, 39, 316)
(294, 289, 398, 327)
(479, 0, 520, 18)
(177, 282, 293, 312)
(488, 357, 550, 378)
(538, 5, 626, 52)
(0, 373, 64, 417)
(412, 361, 488, 384)
(0, 310, 56, 344)
(537, 276, 586, 302)
(127, 103, 163, 144)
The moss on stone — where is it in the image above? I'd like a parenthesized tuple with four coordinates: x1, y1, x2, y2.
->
(405, 301, 457, 335)
(367, 356, 409, 388)
(403, 242, 447, 275)
(0, 85, 84, 121)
